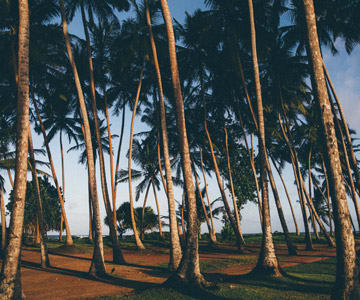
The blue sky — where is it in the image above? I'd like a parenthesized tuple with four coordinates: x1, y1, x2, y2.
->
(3, 1, 360, 237)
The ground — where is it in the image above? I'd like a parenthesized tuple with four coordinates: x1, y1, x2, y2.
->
(1, 236, 348, 299)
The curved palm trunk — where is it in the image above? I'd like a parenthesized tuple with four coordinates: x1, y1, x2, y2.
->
(224, 128, 246, 244)
(248, 0, 279, 276)
(204, 121, 245, 251)
(157, 134, 168, 195)
(199, 149, 216, 240)
(321, 157, 333, 235)
(308, 150, 320, 240)
(181, 190, 186, 240)
(303, 1, 356, 297)
(7, 170, 14, 188)
(114, 107, 126, 198)
(60, 0, 106, 276)
(145, 0, 182, 269)
(140, 183, 151, 240)
(128, 68, 145, 250)
(192, 163, 216, 245)
(0, 1, 29, 296)
(32, 97, 73, 246)
(59, 132, 65, 242)
(88, 177, 93, 241)
(160, 0, 206, 286)
(271, 157, 300, 236)
(150, 178, 164, 239)
(80, 5, 124, 265)
(324, 63, 360, 198)
(279, 113, 313, 250)
(0, 190, 6, 249)
(28, 130, 50, 267)
(104, 93, 117, 232)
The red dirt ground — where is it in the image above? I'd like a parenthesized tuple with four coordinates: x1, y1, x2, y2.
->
(11, 243, 337, 300)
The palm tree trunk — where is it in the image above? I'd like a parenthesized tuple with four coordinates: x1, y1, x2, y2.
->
(199, 149, 216, 241)
(114, 107, 126, 200)
(248, 0, 279, 276)
(308, 149, 320, 240)
(80, 4, 124, 265)
(140, 183, 151, 240)
(329, 93, 360, 230)
(204, 120, 245, 250)
(145, 0, 182, 269)
(88, 178, 93, 241)
(59, 131, 65, 242)
(303, 1, 356, 297)
(321, 157, 333, 235)
(271, 157, 300, 236)
(157, 134, 168, 195)
(279, 112, 313, 250)
(181, 190, 186, 240)
(28, 129, 50, 267)
(323, 63, 360, 197)
(104, 93, 117, 232)
(7, 170, 14, 188)
(160, 0, 206, 286)
(193, 163, 216, 245)
(60, 0, 106, 276)
(224, 128, 246, 244)
(150, 177, 164, 239)
(0, 190, 6, 249)
(32, 96, 73, 246)
(128, 67, 145, 250)
(0, 1, 29, 296)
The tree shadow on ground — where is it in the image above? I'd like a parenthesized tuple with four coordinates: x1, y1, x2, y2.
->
(20, 259, 159, 290)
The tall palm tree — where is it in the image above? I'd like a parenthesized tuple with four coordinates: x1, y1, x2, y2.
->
(0, 0, 30, 297)
(60, 0, 106, 276)
(247, 0, 280, 276)
(160, 0, 206, 287)
(302, 0, 355, 298)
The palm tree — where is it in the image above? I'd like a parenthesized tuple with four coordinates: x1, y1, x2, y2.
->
(302, 0, 355, 298)
(60, 0, 106, 276)
(0, 0, 30, 297)
(160, 0, 206, 287)
(247, 0, 280, 276)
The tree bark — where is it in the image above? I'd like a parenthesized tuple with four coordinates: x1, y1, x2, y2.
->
(59, 132, 65, 242)
(151, 177, 164, 239)
(32, 96, 73, 246)
(199, 149, 216, 241)
(60, 0, 106, 276)
(128, 68, 145, 250)
(0, 1, 29, 296)
(80, 4, 124, 265)
(160, 0, 206, 286)
(0, 190, 6, 250)
(140, 183, 151, 240)
(248, 0, 280, 276)
(28, 129, 50, 267)
(308, 149, 320, 240)
(303, 1, 356, 297)
(224, 128, 246, 244)
(145, 0, 182, 269)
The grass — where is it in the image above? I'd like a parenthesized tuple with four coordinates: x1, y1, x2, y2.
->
(91, 257, 335, 300)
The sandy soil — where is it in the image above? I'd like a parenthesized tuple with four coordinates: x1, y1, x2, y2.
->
(11, 242, 337, 300)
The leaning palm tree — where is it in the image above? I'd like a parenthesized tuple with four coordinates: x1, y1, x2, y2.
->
(302, 0, 356, 298)
(0, 0, 30, 297)
(60, 0, 106, 276)
(160, 0, 207, 287)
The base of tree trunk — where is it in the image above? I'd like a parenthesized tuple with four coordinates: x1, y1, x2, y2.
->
(112, 250, 126, 265)
(163, 272, 215, 290)
(287, 244, 298, 256)
(249, 261, 281, 278)
(349, 250, 360, 300)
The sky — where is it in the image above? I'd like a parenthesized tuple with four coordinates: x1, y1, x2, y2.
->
(3, 1, 360, 237)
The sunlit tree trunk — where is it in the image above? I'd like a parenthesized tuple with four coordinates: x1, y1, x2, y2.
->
(140, 183, 151, 240)
(0, 1, 29, 296)
(150, 177, 164, 239)
(59, 131, 65, 242)
(160, 0, 206, 286)
(145, 0, 182, 268)
(60, 0, 106, 276)
(303, 1, 356, 297)
(128, 68, 145, 250)
(0, 190, 6, 249)
(248, 0, 279, 275)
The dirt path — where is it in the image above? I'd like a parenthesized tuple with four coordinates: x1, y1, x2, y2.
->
(13, 243, 336, 300)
